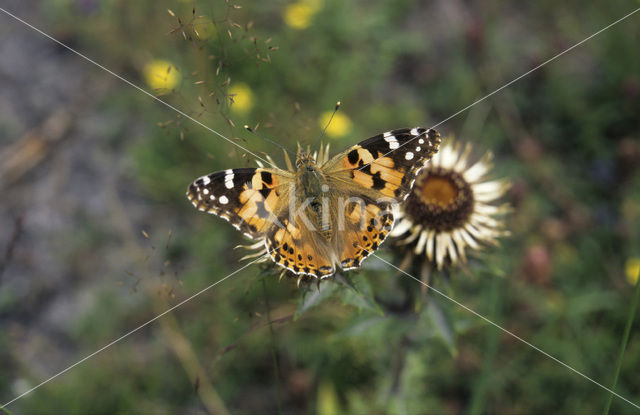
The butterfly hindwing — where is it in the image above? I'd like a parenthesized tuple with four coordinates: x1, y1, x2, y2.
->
(338, 198, 395, 270)
(264, 210, 336, 278)
(325, 127, 441, 201)
(186, 167, 290, 239)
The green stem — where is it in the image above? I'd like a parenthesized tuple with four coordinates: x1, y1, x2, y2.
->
(468, 272, 501, 415)
(602, 274, 640, 415)
(263, 279, 283, 415)
(0, 405, 15, 415)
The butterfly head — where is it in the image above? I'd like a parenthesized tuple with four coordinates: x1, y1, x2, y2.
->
(295, 143, 318, 168)
(295, 153, 316, 168)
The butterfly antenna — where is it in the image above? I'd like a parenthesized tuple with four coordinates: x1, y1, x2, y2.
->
(244, 125, 296, 157)
(317, 101, 341, 141)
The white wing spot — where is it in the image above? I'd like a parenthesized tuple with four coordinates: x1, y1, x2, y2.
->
(224, 170, 235, 189)
(410, 128, 419, 136)
(201, 176, 211, 185)
(203, 188, 209, 195)
(383, 131, 392, 137)
(418, 138, 425, 144)
(415, 146, 421, 152)
(405, 152, 414, 160)
(384, 134, 400, 150)
(219, 195, 229, 204)
(209, 195, 215, 200)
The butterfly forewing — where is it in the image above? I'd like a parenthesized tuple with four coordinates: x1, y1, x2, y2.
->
(186, 167, 292, 239)
(324, 127, 441, 201)
(322, 127, 441, 272)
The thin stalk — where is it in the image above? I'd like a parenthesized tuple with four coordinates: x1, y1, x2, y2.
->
(602, 275, 640, 415)
(263, 279, 283, 415)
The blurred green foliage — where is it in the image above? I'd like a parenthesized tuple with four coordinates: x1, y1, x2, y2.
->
(4, 0, 640, 414)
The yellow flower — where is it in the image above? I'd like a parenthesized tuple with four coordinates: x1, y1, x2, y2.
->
(626, 257, 640, 285)
(318, 111, 352, 139)
(228, 83, 254, 114)
(284, 1, 321, 30)
(143, 59, 180, 93)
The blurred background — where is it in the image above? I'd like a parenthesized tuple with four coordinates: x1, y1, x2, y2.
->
(1, 0, 639, 413)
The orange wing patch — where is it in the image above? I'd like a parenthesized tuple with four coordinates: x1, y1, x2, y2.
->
(339, 201, 394, 270)
(236, 170, 282, 233)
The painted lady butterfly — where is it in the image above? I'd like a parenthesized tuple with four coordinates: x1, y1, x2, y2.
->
(187, 128, 441, 278)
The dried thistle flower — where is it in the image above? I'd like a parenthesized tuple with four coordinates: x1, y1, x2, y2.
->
(390, 139, 511, 271)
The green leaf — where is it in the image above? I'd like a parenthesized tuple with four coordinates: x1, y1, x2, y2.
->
(336, 274, 384, 315)
(426, 300, 457, 356)
(566, 291, 617, 317)
(295, 282, 338, 320)
(339, 315, 386, 338)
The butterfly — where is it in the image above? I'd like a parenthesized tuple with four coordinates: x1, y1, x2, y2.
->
(187, 127, 441, 279)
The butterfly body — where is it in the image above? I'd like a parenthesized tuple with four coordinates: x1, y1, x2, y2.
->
(187, 127, 441, 278)
(296, 156, 330, 233)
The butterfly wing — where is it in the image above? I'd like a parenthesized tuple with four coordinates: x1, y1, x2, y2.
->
(264, 208, 336, 278)
(323, 127, 441, 270)
(186, 167, 292, 239)
(336, 196, 395, 270)
(323, 127, 441, 201)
